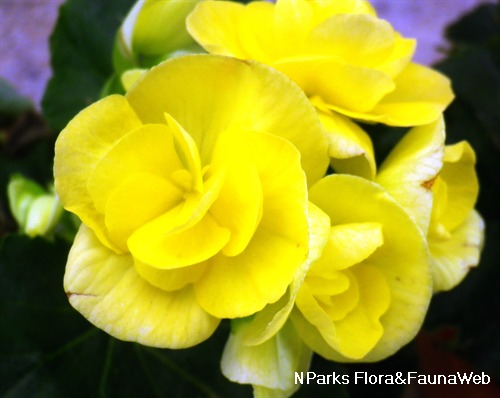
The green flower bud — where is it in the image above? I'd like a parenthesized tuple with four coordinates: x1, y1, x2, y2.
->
(114, 0, 203, 72)
(7, 174, 63, 238)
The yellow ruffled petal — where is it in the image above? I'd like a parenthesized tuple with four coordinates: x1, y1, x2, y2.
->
(87, 123, 183, 215)
(306, 13, 408, 71)
(430, 210, 485, 292)
(188, 0, 443, 125)
(134, 258, 207, 291)
(221, 320, 312, 398)
(307, 0, 376, 20)
(330, 265, 390, 358)
(164, 113, 204, 193)
(438, 141, 479, 231)
(345, 63, 454, 126)
(302, 175, 431, 361)
(54, 95, 143, 252)
(425, 141, 482, 291)
(377, 116, 445, 233)
(232, 202, 331, 346)
(209, 131, 263, 257)
(315, 108, 376, 180)
(64, 225, 219, 348)
(309, 222, 383, 274)
(274, 57, 395, 113)
(105, 172, 183, 251)
(188, 1, 275, 60)
(125, 54, 328, 184)
(121, 68, 147, 91)
(296, 265, 390, 360)
(128, 201, 230, 269)
(194, 133, 309, 318)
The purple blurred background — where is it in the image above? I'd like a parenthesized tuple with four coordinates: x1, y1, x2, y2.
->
(0, 0, 495, 110)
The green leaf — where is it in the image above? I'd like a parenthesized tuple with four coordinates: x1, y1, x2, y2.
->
(41, 0, 135, 132)
(0, 79, 33, 120)
(0, 235, 252, 397)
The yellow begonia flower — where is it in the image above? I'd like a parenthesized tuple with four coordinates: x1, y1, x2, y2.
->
(427, 142, 484, 291)
(291, 175, 432, 362)
(376, 118, 484, 292)
(187, 0, 454, 126)
(54, 55, 329, 348)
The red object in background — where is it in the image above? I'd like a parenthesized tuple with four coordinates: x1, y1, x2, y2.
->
(414, 328, 500, 398)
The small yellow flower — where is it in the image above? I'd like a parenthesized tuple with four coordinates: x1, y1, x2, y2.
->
(291, 175, 432, 361)
(427, 142, 484, 291)
(376, 118, 484, 291)
(54, 55, 328, 348)
(187, 0, 454, 126)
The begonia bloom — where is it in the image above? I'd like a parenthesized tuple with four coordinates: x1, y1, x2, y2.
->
(187, 0, 454, 126)
(377, 119, 484, 292)
(426, 142, 484, 291)
(292, 175, 432, 361)
(54, 55, 328, 348)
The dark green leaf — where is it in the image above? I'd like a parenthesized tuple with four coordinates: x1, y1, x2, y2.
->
(41, 0, 135, 132)
(0, 235, 253, 398)
(0, 79, 33, 120)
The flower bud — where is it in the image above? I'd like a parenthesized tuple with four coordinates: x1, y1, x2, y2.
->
(7, 174, 63, 238)
(114, 0, 203, 72)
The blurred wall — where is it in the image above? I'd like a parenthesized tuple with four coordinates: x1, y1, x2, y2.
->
(0, 0, 495, 110)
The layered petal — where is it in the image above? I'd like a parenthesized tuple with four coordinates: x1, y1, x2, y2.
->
(232, 203, 331, 346)
(64, 225, 220, 348)
(55, 54, 327, 349)
(188, 0, 453, 125)
(54, 95, 142, 251)
(377, 116, 445, 232)
(126, 54, 328, 184)
(429, 210, 485, 291)
(194, 132, 309, 318)
(427, 141, 484, 291)
(222, 320, 312, 398)
(313, 105, 376, 179)
(336, 63, 454, 126)
(293, 175, 431, 361)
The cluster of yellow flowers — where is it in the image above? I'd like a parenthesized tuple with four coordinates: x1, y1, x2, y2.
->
(54, 1, 484, 396)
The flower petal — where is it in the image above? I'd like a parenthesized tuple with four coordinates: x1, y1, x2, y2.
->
(187, 1, 276, 60)
(105, 172, 183, 251)
(306, 14, 408, 71)
(64, 225, 219, 348)
(341, 63, 454, 126)
(377, 116, 445, 233)
(125, 54, 328, 184)
(128, 204, 230, 269)
(195, 133, 309, 318)
(306, 175, 431, 361)
(221, 320, 312, 396)
(274, 57, 395, 113)
(54, 95, 142, 251)
(233, 202, 331, 346)
(438, 141, 479, 231)
(134, 258, 207, 291)
(309, 222, 383, 274)
(87, 123, 183, 214)
(315, 108, 376, 180)
(429, 210, 485, 292)
(209, 131, 264, 257)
